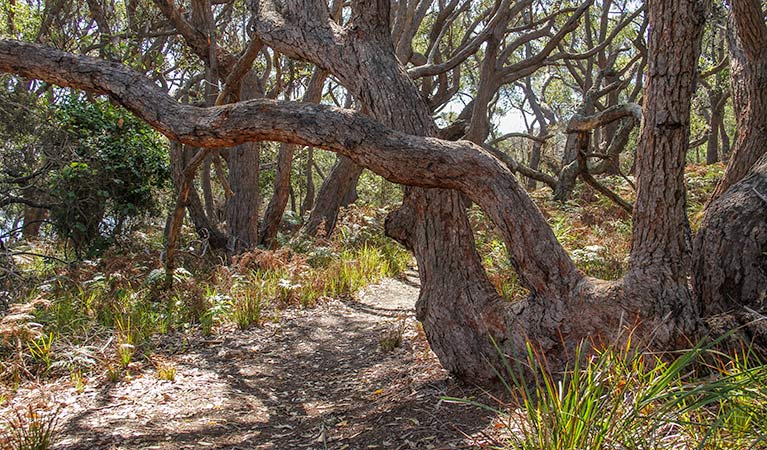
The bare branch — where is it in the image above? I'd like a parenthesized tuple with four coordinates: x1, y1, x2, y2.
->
(567, 103, 642, 132)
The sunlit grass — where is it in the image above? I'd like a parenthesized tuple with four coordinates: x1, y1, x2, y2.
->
(447, 335, 767, 450)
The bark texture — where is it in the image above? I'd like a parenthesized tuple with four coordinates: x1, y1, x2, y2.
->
(226, 142, 261, 253)
(708, 0, 767, 201)
(622, 0, 706, 344)
(694, 153, 767, 324)
(303, 156, 363, 237)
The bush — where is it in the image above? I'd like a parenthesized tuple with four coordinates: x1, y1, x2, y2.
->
(48, 96, 170, 254)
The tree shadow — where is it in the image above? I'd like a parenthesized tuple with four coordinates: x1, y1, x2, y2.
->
(54, 301, 498, 449)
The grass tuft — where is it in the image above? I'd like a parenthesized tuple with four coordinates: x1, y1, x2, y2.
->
(0, 404, 60, 450)
(447, 336, 767, 450)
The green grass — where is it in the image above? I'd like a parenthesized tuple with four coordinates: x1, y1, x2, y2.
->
(229, 289, 268, 330)
(2, 206, 412, 385)
(447, 336, 767, 450)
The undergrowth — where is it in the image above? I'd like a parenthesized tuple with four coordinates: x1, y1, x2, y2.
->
(447, 334, 767, 449)
(472, 163, 724, 301)
(0, 205, 411, 392)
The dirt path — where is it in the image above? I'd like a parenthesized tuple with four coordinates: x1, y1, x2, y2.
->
(11, 271, 499, 449)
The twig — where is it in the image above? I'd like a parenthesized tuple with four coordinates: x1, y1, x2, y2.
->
(10, 251, 70, 265)
(752, 187, 767, 206)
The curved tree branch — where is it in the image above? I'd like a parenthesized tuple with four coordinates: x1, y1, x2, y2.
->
(0, 38, 581, 298)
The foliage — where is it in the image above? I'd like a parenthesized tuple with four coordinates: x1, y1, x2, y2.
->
(48, 97, 169, 253)
(0, 214, 411, 389)
(448, 337, 767, 450)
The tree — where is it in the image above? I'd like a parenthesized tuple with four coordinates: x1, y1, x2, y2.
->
(0, 0, 754, 386)
(707, 0, 767, 201)
(693, 0, 767, 333)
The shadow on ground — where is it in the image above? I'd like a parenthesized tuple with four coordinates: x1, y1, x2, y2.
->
(52, 276, 499, 449)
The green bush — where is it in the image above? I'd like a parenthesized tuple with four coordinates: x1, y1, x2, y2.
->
(48, 97, 170, 253)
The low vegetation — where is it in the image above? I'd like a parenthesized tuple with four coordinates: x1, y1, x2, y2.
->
(2, 163, 744, 449)
(448, 334, 766, 449)
(0, 205, 410, 396)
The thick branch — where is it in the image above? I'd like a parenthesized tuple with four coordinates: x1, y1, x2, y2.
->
(567, 103, 642, 132)
(0, 39, 581, 297)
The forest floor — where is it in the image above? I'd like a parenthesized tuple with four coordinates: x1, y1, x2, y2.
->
(5, 270, 502, 449)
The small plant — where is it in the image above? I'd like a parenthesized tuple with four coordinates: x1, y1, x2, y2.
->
(1, 404, 60, 450)
(26, 333, 55, 374)
(69, 368, 85, 393)
(155, 362, 177, 382)
(114, 314, 136, 368)
(229, 290, 267, 329)
(117, 343, 135, 368)
(105, 364, 121, 383)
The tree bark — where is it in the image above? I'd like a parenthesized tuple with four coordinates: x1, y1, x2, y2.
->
(301, 146, 315, 215)
(226, 74, 264, 254)
(694, 153, 767, 333)
(621, 0, 706, 344)
(226, 142, 260, 253)
(262, 69, 327, 244)
(705, 89, 724, 164)
(303, 156, 363, 237)
(259, 143, 294, 247)
(708, 0, 767, 201)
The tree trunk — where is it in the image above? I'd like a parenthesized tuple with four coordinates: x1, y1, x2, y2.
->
(21, 205, 46, 239)
(226, 74, 265, 254)
(303, 156, 363, 237)
(706, 90, 723, 164)
(200, 155, 217, 223)
(168, 143, 227, 251)
(526, 141, 542, 190)
(226, 142, 260, 253)
(262, 68, 326, 242)
(708, 0, 767, 201)
(719, 120, 730, 161)
(301, 146, 315, 215)
(694, 153, 767, 336)
(553, 132, 581, 201)
(693, 1, 767, 340)
(340, 173, 360, 207)
(621, 0, 706, 344)
(259, 143, 294, 248)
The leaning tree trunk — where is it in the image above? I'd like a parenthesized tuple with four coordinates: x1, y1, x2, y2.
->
(259, 143, 294, 248)
(708, 0, 767, 202)
(301, 146, 315, 215)
(694, 153, 767, 341)
(168, 143, 228, 250)
(327, 17, 512, 381)
(303, 156, 363, 237)
(693, 0, 767, 341)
